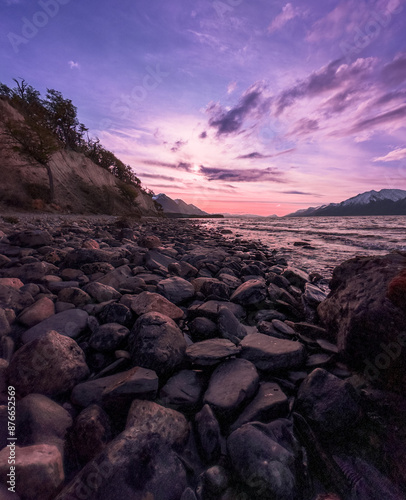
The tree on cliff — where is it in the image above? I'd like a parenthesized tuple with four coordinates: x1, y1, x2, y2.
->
(4, 118, 59, 202)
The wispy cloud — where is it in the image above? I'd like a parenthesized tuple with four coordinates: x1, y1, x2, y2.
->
(235, 149, 296, 159)
(268, 3, 302, 33)
(373, 147, 406, 162)
(207, 82, 270, 136)
(199, 165, 287, 183)
(68, 61, 80, 70)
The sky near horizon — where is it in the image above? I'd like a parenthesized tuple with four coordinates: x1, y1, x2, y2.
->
(1, 0, 406, 215)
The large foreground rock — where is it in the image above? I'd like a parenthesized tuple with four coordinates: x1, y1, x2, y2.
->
(8, 330, 89, 397)
(297, 368, 361, 435)
(129, 312, 187, 377)
(0, 444, 64, 500)
(204, 358, 259, 420)
(22, 309, 89, 343)
(240, 333, 305, 372)
(55, 429, 187, 500)
(317, 253, 406, 388)
(227, 420, 300, 499)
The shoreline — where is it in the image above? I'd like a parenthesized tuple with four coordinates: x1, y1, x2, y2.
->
(0, 215, 405, 499)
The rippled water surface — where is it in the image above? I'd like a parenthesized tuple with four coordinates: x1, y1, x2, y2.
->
(200, 216, 406, 277)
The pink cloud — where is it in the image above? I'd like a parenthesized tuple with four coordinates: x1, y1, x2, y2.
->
(268, 3, 301, 34)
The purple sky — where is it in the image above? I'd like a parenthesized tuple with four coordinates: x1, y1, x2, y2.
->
(2, 0, 406, 215)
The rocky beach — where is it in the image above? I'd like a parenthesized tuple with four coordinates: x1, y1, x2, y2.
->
(0, 214, 405, 500)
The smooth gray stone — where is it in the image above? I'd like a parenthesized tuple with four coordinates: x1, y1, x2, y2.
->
(22, 309, 89, 343)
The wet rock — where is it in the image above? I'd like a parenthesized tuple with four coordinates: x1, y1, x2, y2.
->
(227, 419, 300, 500)
(71, 367, 158, 407)
(230, 279, 267, 307)
(240, 333, 305, 372)
(317, 253, 406, 388)
(160, 370, 205, 412)
(186, 339, 241, 366)
(125, 291, 183, 320)
(0, 444, 64, 500)
(218, 305, 247, 344)
(89, 323, 130, 352)
(230, 382, 289, 432)
(304, 282, 328, 307)
(83, 282, 121, 302)
(145, 249, 176, 272)
(168, 261, 198, 279)
(195, 404, 221, 463)
(157, 276, 195, 305)
(126, 399, 190, 450)
(282, 266, 309, 290)
(204, 358, 259, 420)
(297, 368, 361, 435)
(16, 394, 72, 448)
(8, 330, 89, 397)
(22, 309, 89, 343)
(129, 312, 187, 377)
(70, 404, 112, 463)
(55, 429, 187, 500)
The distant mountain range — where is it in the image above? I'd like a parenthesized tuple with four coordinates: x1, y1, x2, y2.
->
(152, 193, 209, 216)
(287, 189, 406, 217)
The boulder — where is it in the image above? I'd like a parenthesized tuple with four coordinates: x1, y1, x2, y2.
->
(8, 330, 89, 397)
(227, 419, 300, 500)
(188, 317, 217, 340)
(138, 235, 162, 248)
(194, 404, 221, 463)
(96, 265, 133, 290)
(126, 399, 190, 450)
(83, 282, 121, 302)
(0, 284, 34, 313)
(186, 339, 241, 366)
(129, 312, 187, 377)
(9, 230, 53, 248)
(16, 394, 72, 449)
(18, 297, 55, 327)
(55, 429, 187, 500)
(297, 368, 361, 435)
(98, 303, 132, 327)
(157, 276, 195, 305)
(240, 333, 305, 372)
(160, 370, 205, 412)
(63, 249, 116, 268)
(230, 382, 289, 432)
(317, 253, 406, 388)
(22, 309, 89, 343)
(218, 305, 247, 344)
(282, 266, 309, 290)
(203, 358, 259, 420)
(71, 404, 112, 463)
(71, 367, 158, 407)
(230, 279, 267, 307)
(125, 291, 183, 320)
(57, 287, 91, 307)
(89, 323, 130, 352)
(0, 444, 64, 500)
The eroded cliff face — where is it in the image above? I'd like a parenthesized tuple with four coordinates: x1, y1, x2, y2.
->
(0, 99, 158, 216)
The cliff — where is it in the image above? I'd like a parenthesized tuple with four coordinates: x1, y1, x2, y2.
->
(0, 100, 158, 216)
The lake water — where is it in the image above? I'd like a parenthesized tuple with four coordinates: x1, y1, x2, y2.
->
(200, 216, 406, 278)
